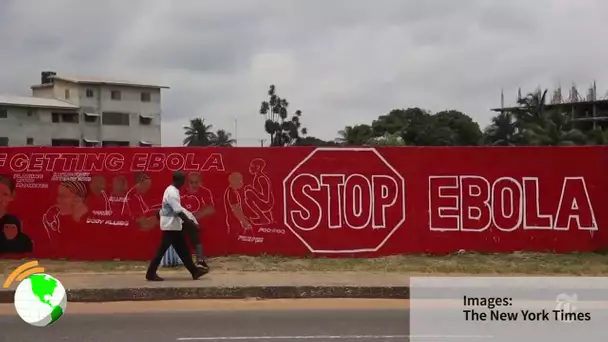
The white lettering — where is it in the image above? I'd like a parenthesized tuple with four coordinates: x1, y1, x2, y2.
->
(287, 173, 399, 231)
(429, 176, 597, 232)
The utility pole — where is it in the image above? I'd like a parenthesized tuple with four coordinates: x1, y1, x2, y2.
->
(233, 117, 238, 147)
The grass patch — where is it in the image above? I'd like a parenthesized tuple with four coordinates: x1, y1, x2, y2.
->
(2, 252, 608, 275)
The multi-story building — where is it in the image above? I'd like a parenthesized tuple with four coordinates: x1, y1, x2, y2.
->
(0, 71, 169, 147)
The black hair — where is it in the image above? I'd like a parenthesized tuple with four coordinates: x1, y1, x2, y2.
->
(173, 171, 186, 182)
(2, 215, 21, 231)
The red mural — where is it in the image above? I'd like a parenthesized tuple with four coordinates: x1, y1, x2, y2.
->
(0, 146, 606, 261)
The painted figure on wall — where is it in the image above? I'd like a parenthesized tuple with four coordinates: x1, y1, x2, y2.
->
(108, 175, 128, 214)
(56, 181, 89, 222)
(244, 158, 275, 225)
(87, 175, 110, 213)
(183, 172, 215, 221)
(223, 172, 252, 234)
(43, 180, 88, 237)
(0, 214, 33, 254)
(0, 175, 32, 254)
(122, 172, 158, 231)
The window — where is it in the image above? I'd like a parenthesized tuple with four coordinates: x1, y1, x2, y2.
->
(139, 115, 153, 125)
(84, 114, 99, 123)
(52, 139, 80, 147)
(86, 89, 94, 98)
(0, 137, 7, 146)
(83, 139, 99, 147)
(52, 112, 79, 123)
(26, 137, 34, 145)
(0, 108, 7, 119)
(102, 141, 129, 147)
(111, 90, 122, 100)
(139, 141, 152, 147)
(141, 92, 151, 102)
(65, 89, 70, 99)
(102, 112, 130, 126)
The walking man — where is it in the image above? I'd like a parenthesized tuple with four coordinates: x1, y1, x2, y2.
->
(146, 171, 207, 281)
(182, 208, 211, 271)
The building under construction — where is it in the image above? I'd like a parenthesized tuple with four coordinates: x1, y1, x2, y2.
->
(491, 82, 608, 130)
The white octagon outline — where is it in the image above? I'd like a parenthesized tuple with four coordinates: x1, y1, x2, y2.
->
(282, 147, 406, 254)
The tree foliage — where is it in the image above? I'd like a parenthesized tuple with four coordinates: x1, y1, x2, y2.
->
(183, 118, 215, 146)
(484, 88, 587, 146)
(259, 85, 307, 146)
(183, 118, 235, 147)
(336, 108, 482, 146)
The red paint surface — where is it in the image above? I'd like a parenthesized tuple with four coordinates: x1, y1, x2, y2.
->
(0, 146, 605, 260)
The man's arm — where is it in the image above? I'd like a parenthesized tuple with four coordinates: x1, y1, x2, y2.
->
(195, 205, 215, 219)
(166, 189, 192, 223)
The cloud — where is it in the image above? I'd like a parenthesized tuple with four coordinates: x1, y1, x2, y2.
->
(0, 0, 606, 146)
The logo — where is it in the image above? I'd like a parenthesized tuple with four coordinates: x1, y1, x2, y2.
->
(555, 293, 577, 323)
(283, 148, 406, 253)
(3, 261, 67, 327)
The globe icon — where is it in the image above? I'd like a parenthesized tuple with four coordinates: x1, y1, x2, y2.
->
(13, 273, 67, 327)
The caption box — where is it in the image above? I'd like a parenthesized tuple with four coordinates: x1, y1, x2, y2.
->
(410, 277, 608, 342)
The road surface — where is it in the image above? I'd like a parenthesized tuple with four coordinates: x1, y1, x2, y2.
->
(0, 299, 410, 342)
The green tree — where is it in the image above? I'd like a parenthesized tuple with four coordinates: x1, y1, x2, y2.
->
(510, 88, 585, 146)
(366, 132, 405, 146)
(433, 110, 482, 145)
(369, 108, 481, 146)
(211, 129, 236, 147)
(259, 85, 307, 146)
(295, 136, 340, 146)
(183, 118, 215, 146)
(483, 112, 520, 146)
(336, 124, 374, 145)
(585, 127, 608, 145)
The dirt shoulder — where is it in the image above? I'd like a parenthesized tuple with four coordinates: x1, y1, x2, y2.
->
(2, 252, 608, 275)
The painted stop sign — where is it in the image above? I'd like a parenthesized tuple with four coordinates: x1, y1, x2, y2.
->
(282, 148, 406, 253)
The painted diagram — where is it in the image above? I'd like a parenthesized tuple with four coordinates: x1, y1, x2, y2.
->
(224, 158, 277, 244)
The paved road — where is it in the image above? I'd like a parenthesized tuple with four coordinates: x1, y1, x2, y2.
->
(0, 300, 409, 342)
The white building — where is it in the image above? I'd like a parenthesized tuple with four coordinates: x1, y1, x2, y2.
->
(0, 71, 169, 147)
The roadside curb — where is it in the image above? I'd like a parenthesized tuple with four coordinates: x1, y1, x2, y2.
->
(0, 286, 409, 303)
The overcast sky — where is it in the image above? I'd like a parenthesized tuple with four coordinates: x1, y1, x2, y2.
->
(0, 0, 606, 146)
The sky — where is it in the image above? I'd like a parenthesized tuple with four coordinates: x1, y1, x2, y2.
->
(0, 0, 606, 146)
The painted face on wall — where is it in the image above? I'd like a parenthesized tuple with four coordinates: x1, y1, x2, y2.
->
(112, 176, 127, 195)
(137, 178, 151, 194)
(3, 223, 18, 240)
(90, 175, 106, 195)
(229, 172, 244, 190)
(56, 185, 78, 215)
(0, 182, 14, 214)
(188, 173, 201, 190)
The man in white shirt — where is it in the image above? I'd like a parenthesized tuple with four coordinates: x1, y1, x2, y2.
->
(145, 171, 207, 281)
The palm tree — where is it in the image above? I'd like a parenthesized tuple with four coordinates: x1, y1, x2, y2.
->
(336, 125, 374, 146)
(483, 112, 519, 146)
(183, 118, 215, 146)
(211, 129, 236, 147)
(512, 88, 585, 146)
(525, 110, 586, 146)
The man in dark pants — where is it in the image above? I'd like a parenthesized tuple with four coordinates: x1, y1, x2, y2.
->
(146, 171, 206, 281)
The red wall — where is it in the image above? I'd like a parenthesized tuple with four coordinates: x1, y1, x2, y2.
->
(0, 146, 605, 260)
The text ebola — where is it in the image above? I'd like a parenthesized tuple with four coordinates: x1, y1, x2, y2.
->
(0, 152, 225, 173)
(429, 176, 598, 231)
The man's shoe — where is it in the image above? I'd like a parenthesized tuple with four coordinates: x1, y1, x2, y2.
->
(146, 274, 164, 281)
(192, 268, 208, 280)
(196, 261, 210, 271)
